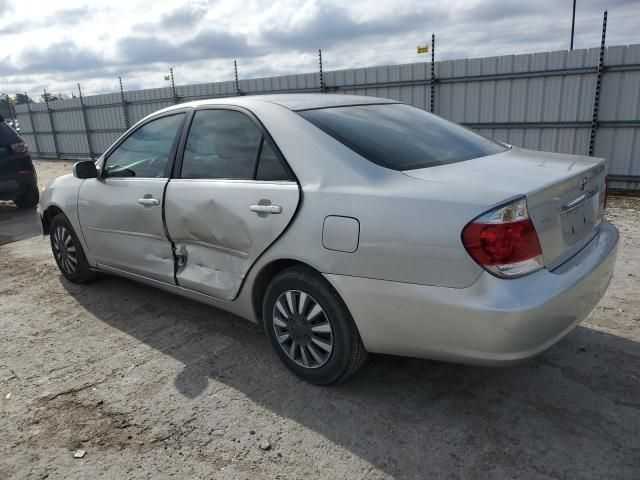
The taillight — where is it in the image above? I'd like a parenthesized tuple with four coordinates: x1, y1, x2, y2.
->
(10, 142, 28, 153)
(461, 198, 543, 278)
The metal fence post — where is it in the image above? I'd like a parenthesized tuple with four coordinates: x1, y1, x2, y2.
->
(319, 49, 325, 93)
(119, 76, 130, 130)
(430, 33, 436, 113)
(77, 83, 94, 160)
(570, 0, 577, 50)
(234, 60, 241, 95)
(8, 102, 16, 125)
(170, 67, 178, 104)
(43, 89, 60, 160)
(25, 94, 41, 160)
(588, 10, 607, 157)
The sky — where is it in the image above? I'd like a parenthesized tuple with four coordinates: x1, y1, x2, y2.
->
(0, 0, 639, 99)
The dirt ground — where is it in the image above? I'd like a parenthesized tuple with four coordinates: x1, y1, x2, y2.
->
(1, 161, 639, 479)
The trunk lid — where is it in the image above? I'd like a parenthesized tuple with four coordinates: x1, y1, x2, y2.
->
(403, 146, 606, 269)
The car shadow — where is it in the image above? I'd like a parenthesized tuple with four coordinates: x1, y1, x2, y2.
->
(0, 201, 41, 245)
(62, 274, 640, 479)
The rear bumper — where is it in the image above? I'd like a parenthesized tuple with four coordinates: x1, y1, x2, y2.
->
(325, 220, 619, 365)
(0, 170, 36, 200)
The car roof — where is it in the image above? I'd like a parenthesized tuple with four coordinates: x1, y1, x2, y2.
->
(154, 93, 399, 116)
(251, 94, 399, 111)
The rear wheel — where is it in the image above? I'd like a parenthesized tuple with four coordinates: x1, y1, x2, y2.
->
(50, 214, 97, 283)
(14, 186, 39, 209)
(263, 266, 367, 384)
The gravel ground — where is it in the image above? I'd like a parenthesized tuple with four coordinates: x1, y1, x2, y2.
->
(1, 161, 639, 479)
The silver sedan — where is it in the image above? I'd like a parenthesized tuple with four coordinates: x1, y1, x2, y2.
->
(38, 94, 618, 384)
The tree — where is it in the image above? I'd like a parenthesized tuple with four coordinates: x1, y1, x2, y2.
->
(40, 92, 72, 102)
(14, 93, 33, 104)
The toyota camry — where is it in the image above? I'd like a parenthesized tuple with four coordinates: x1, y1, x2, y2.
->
(38, 94, 618, 384)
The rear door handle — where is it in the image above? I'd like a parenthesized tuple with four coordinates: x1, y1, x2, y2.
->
(250, 204, 282, 214)
(138, 197, 160, 206)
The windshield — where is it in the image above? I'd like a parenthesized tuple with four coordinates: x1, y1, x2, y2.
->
(298, 103, 507, 171)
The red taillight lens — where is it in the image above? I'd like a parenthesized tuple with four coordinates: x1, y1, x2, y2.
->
(462, 219, 542, 265)
(462, 198, 544, 278)
(10, 142, 28, 153)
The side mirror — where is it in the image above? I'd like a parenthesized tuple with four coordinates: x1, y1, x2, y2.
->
(73, 160, 98, 179)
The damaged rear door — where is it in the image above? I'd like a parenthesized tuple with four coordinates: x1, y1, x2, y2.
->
(164, 107, 299, 300)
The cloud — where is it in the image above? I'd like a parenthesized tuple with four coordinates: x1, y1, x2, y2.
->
(0, 5, 21, 34)
(52, 6, 92, 24)
(0, 0, 11, 19)
(0, 40, 107, 76)
(457, 0, 547, 23)
(0, 24, 20, 35)
(1, 0, 639, 97)
(260, 3, 441, 51)
(159, 5, 208, 30)
(0, 4, 91, 34)
(116, 30, 256, 64)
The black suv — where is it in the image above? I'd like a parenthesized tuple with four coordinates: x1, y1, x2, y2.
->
(0, 117, 39, 208)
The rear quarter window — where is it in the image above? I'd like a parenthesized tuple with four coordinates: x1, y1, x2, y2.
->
(298, 103, 506, 171)
(0, 123, 20, 145)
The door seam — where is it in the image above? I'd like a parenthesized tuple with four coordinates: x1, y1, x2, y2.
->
(161, 178, 180, 286)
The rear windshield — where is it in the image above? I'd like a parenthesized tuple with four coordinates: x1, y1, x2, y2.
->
(298, 103, 507, 171)
(0, 123, 20, 146)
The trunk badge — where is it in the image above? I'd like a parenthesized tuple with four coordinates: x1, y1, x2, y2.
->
(578, 176, 590, 192)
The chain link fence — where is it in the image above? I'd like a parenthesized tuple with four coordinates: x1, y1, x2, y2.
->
(13, 44, 640, 190)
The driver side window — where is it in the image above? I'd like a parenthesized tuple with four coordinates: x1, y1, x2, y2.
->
(104, 113, 185, 178)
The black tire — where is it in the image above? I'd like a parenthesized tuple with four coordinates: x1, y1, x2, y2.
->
(14, 186, 39, 209)
(263, 266, 367, 385)
(49, 213, 97, 284)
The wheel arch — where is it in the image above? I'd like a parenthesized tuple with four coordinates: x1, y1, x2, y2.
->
(42, 204, 65, 235)
(251, 258, 323, 324)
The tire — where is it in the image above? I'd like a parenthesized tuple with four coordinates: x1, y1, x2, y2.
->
(263, 266, 367, 385)
(14, 186, 39, 209)
(49, 213, 97, 284)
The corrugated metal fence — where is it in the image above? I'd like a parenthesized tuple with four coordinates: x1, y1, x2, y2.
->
(13, 44, 640, 189)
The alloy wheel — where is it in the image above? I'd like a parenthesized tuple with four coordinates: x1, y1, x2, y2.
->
(272, 290, 334, 368)
(52, 226, 78, 275)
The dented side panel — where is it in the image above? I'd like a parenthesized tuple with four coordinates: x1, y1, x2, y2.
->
(164, 179, 299, 300)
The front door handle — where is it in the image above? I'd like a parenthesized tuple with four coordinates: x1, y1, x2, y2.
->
(250, 204, 282, 214)
(138, 197, 160, 206)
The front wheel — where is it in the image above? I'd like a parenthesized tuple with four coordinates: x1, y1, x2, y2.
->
(263, 267, 367, 384)
(49, 214, 97, 283)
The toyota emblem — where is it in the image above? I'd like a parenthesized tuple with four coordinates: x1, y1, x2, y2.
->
(578, 176, 589, 192)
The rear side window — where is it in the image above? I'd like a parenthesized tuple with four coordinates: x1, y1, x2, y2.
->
(0, 123, 20, 145)
(298, 103, 506, 171)
(181, 110, 261, 179)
